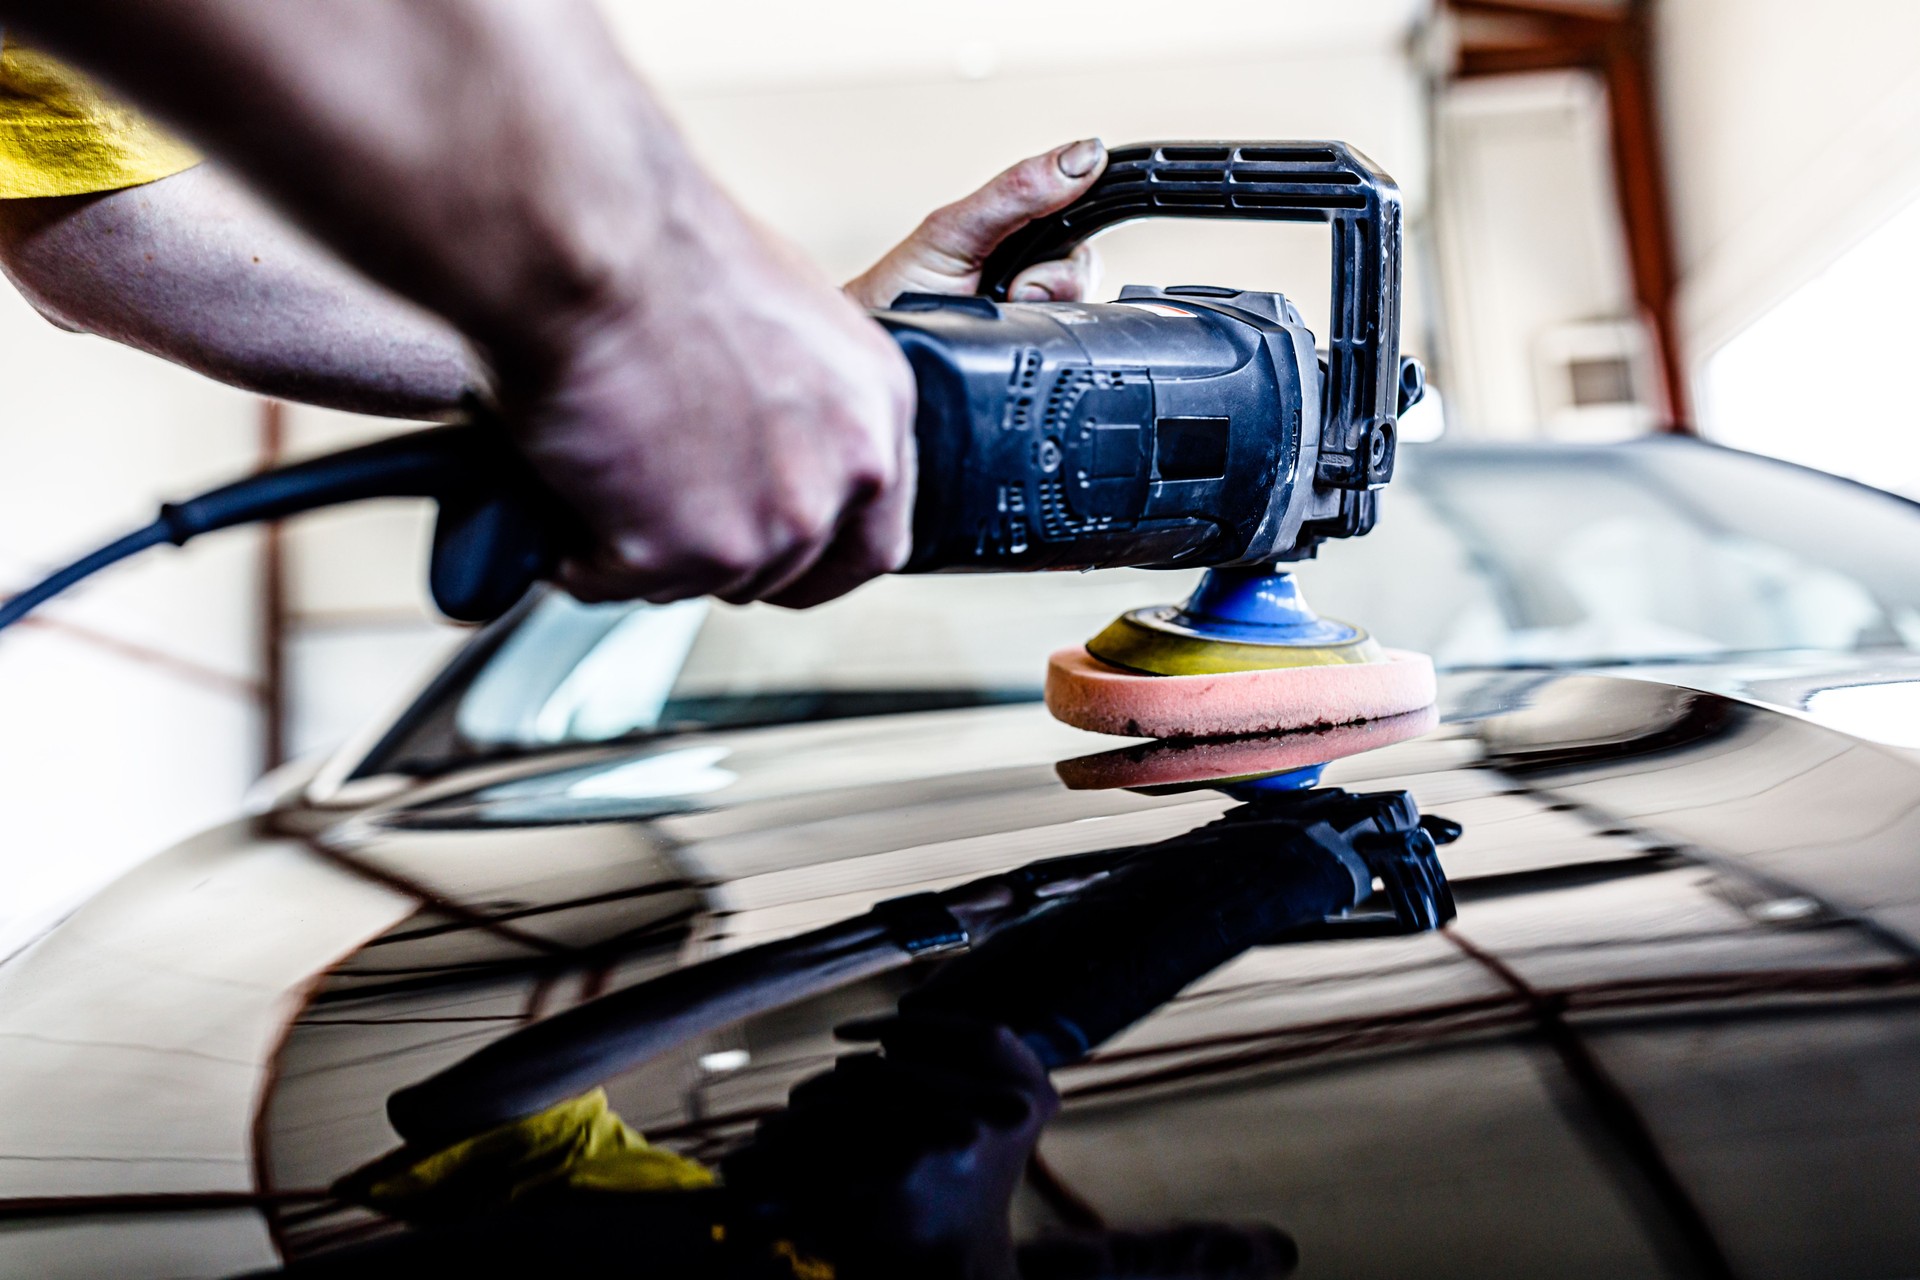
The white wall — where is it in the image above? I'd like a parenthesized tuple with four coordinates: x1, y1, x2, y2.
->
(0, 285, 263, 958)
(1658, 0, 1920, 361)
(617, 2, 1435, 353)
(1698, 195, 1920, 496)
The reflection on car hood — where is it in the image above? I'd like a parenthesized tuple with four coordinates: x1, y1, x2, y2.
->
(1583, 648, 1920, 747)
(3, 664, 1920, 1276)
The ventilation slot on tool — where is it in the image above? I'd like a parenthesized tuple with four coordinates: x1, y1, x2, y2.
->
(1238, 146, 1340, 164)
(1008, 348, 1041, 391)
(1154, 168, 1228, 185)
(1235, 167, 1362, 185)
(1234, 192, 1368, 211)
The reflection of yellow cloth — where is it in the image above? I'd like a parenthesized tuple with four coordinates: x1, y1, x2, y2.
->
(342, 1089, 715, 1223)
(0, 40, 198, 197)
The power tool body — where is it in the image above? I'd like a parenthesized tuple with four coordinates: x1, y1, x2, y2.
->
(0, 142, 1420, 675)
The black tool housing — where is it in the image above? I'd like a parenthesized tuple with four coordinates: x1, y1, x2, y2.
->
(894, 140, 1411, 573)
(888, 287, 1324, 570)
(0, 142, 1417, 635)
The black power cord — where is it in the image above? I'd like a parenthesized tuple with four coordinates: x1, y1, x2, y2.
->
(0, 421, 570, 634)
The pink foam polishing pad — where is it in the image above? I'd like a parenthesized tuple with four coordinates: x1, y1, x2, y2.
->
(1045, 645, 1438, 740)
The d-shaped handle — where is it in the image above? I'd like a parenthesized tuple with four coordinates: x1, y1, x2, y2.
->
(978, 141, 1405, 491)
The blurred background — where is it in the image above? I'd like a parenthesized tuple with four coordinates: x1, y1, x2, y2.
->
(2, 0, 1917, 953)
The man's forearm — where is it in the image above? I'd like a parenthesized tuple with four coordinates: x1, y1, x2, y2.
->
(3, 0, 672, 380)
(0, 167, 481, 418)
(3, 0, 923, 609)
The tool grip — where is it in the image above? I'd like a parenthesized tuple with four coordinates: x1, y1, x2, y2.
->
(978, 141, 1405, 490)
(198, 419, 579, 626)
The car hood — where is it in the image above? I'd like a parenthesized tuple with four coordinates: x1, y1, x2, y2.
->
(4, 663, 1920, 1276)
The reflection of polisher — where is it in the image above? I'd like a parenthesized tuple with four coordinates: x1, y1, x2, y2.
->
(1055, 703, 1439, 793)
(385, 784, 1455, 1150)
(384, 849, 1124, 1149)
(336, 787, 1455, 1280)
(1, 143, 1433, 744)
(901, 789, 1458, 1068)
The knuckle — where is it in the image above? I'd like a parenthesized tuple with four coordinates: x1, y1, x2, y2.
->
(995, 157, 1052, 207)
(661, 525, 762, 588)
(691, 540, 759, 583)
(843, 440, 897, 498)
(914, 206, 980, 265)
(918, 204, 965, 243)
(768, 491, 835, 551)
(607, 533, 665, 577)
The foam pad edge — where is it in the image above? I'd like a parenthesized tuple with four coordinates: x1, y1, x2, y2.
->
(1044, 645, 1438, 739)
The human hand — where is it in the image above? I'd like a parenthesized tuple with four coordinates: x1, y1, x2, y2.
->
(514, 165, 917, 610)
(511, 140, 1109, 611)
(845, 139, 1108, 309)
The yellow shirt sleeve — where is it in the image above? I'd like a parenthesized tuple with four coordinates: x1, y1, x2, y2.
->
(0, 38, 199, 198)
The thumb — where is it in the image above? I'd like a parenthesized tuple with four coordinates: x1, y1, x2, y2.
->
(916, 138, 1107, 270)
(845, 139, 1107, 306)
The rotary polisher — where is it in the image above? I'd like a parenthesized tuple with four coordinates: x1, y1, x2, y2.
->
(0, 141, 1434, 739)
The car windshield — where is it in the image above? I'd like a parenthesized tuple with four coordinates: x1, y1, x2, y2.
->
(354, 437, 1920, 775)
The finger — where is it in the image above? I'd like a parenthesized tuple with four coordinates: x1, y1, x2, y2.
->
(915, 138, 1107, 272)
(711, 522, 836, 606)
(844, 140, 1110, 306)
(556, 476, 843, 607)
(557, 541, 787, 607)
(555, 553, 677, 605)
(1007, 241, 1102, 302)
(755, 511, 874, 610)
(762, 421, 916, 610)
(564, 436, 905, 609)
(554, 556, 624, 604)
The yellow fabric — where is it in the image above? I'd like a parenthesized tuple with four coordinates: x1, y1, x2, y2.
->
(772, 1240, 838, 1280)
(343, 1089, 716, 1223)
(0, 40, 198, 198)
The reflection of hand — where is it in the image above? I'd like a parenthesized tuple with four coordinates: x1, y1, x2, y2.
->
(845, 140, 1108, 308)
(724, 1013, 1058, 1279)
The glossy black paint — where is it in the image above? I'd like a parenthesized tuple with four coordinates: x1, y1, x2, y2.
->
(4, 666, 1920, 1276)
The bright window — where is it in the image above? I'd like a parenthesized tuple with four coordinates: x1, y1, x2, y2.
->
(1701, 194, 1920, 498)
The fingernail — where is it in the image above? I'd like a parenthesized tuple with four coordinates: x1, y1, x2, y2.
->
(1012, 283, 1051, 302)
(1058, 137, 1104, 179)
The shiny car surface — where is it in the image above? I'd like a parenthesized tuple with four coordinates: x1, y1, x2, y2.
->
(3, 440, 1919, 1277)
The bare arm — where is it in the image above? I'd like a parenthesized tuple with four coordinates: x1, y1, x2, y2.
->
(0, 137, 1107, 423)
(0, 165, 481, 418)
(1, 0, 912, 606)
